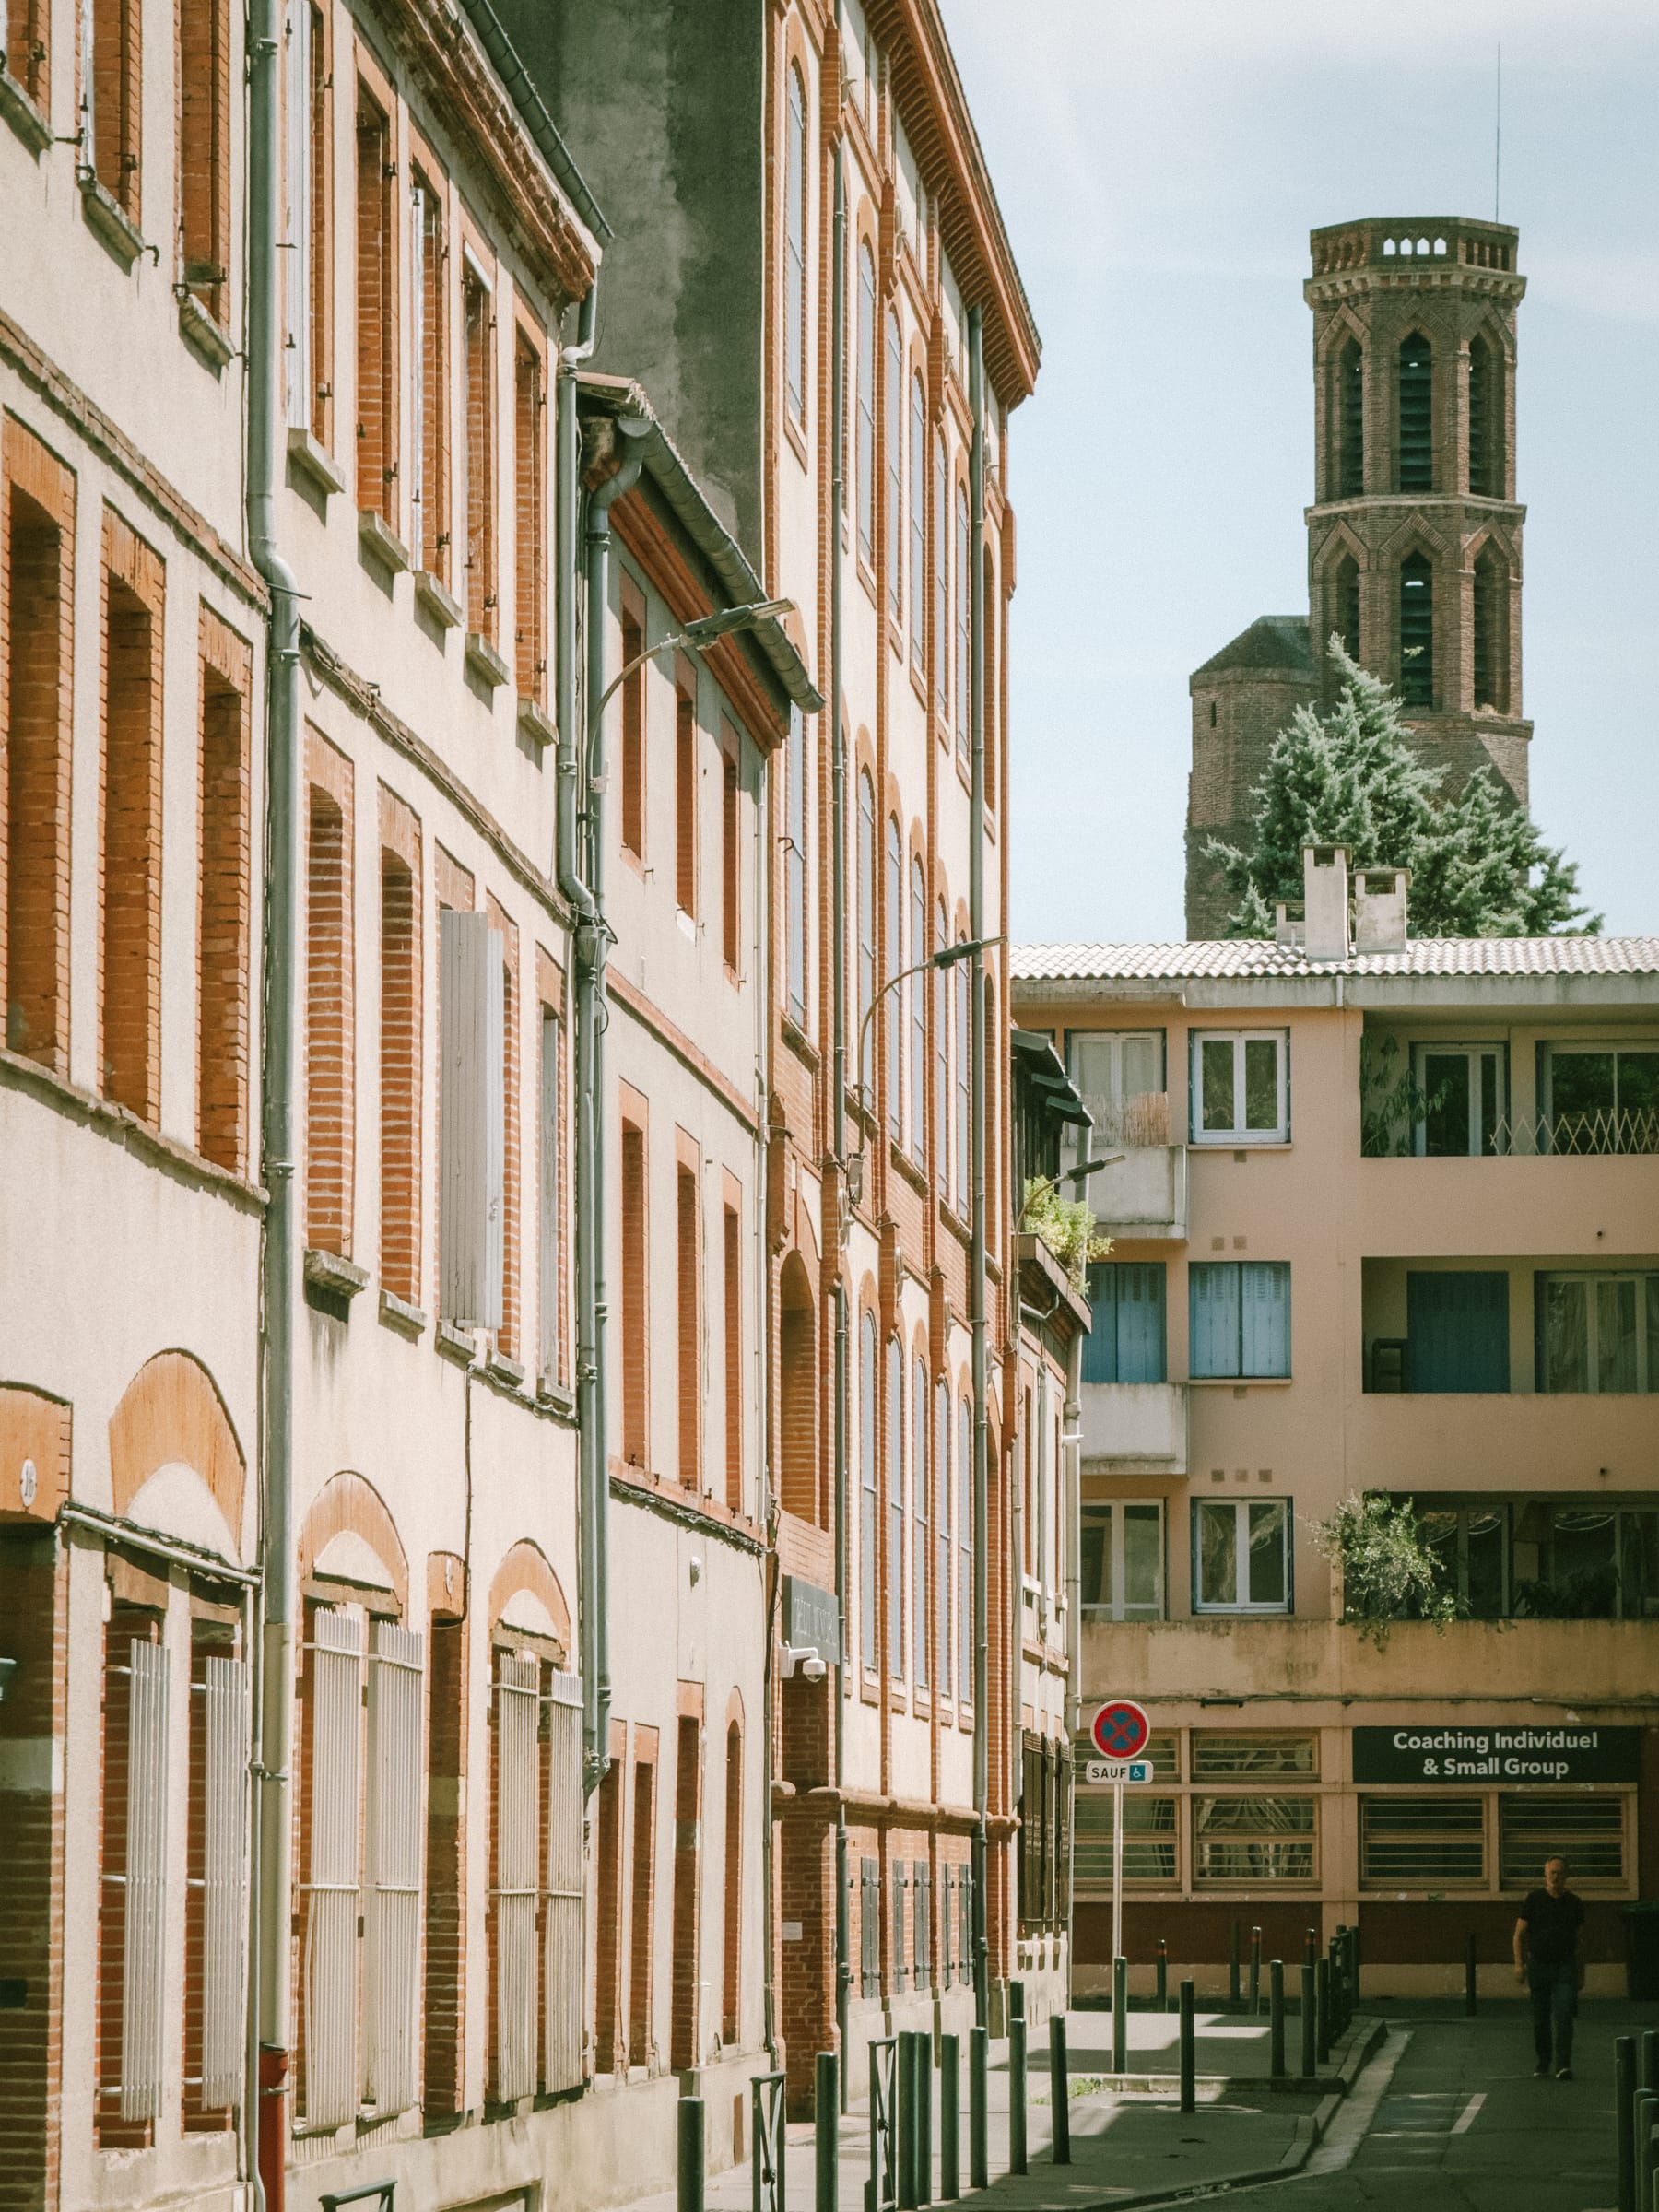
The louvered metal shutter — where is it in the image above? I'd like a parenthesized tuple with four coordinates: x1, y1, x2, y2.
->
(891, 1863, 907, 1991)
(440, 908, 505, 1328)
(363, 1621, 423, 2113)
(1240, 1263, 1291, 1379)
(860, 1857, 880, 1997)
(913, 1862, 930, 1990)
(302, 1607, 362, 2128)
(121, 1637, 171, 2122)
(543, 1669, 584, 2093)
(940, 1865, 954, 1984)
(958, 1865, 972, 1987)
(493, 1652, 540, 2101)
(199, 1652, 248, 2111)
(1188, 1263, 1241, 1380)
(1407, 1269, 1510, 1393)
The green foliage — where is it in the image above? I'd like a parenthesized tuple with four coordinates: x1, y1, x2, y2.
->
(1207, 641, 1600, 939)
(1312, 1491, 1463, 1647)
(1020, 1176, 1112, 1288)
(1359, 1030, 1448, 1159)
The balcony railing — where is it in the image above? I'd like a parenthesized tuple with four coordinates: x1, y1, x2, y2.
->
(1363, 1106, 1659, 1159)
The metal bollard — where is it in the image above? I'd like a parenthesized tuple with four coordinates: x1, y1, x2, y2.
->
(897, 2032, 917, 2212)
(917, 2032, 933, 2209)
(1315, 1957, 1332, 2065)
(1179, 1978, 1196, 2114)
(1349, 1921, 1362, 2003)
(1643, 2030, 1659, 2096)
(817, 2054, 839, 2212)
(1305, 1925, 1318, 1969)
(1229, 1920, 1241, 2006)
(1010, 1977, 1027, 2022)
(1112, 1955, 1128, 2074)
(1300, 1961, 1316, 2079)
(678, 2097, 705, 2212)
(1465, 1931, 1477, 2017)
(1156, 1937, 1169, 2012)
(1638, 2097, 1659, 2212)
(1050, 2014, 1071, 2166)
(1615, 2037, 1635, 2212)
(1249, 1925, 1262, 2016)
(939, 2035, 959, 2204)
(1009, 2009, 1029, 2176)
(1269, 1960, 1286, 2079)
(970, 2025, 988, 2191)
(1331, 1930, 1347, 2037)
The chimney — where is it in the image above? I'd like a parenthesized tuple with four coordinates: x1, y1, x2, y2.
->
(1274, 901, 1305, 947)
(1354, 865, 1410, 954)
(1301, 844, 1350, 961)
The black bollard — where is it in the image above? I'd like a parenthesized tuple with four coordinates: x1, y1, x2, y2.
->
(970, 2025, 988, 2191)
(817, 2053, 839, 2212)
(1113, 1955, 1128, 2074)
(897, 2031, 918, 2211)
(1050, 2014, 1071, 2166)
(1249, 1925, 1262, 2016)
(1643, 2030, 1659, 2096)
(1009, 2010, 1029, 2177)
(1350, 1921, 1362, 2003)
(1465, 1931, 1477, 2017)
(1179, 1978, 1196, 2114)
(1615, 2037, 1635, 2212)
(917, 2032, 933, 2208)
(678, 2097, 705, 2212)
(1315, 1957, 1332, 2065)
(1305, 1925, 1318, 1969)
(1229, 1920, 1241, 2006)
(1300, 1960, 1316, 2079)
(1637, 2095, 1658, 2212)
(1269, 1960, 1286, 2079)
(939, 2035, 959, 2204)
(1157, 1937, 1169, 2012)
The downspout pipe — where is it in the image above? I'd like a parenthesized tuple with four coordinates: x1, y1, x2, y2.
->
(247, 0, 301, 2199)
(967, 304, 990, 2030)
(830, 124, 852, 2102)
(581, 407, 648, 1792)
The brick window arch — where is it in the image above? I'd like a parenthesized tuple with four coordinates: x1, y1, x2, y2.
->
(1334, 553, 1360, 665)
(1468, 334, 1501, 498)
(887, 1334, 904, 1679)
(860, 1309, 879, 1669)
(886, 313, 903, 615)
(909, 375, 926, 665)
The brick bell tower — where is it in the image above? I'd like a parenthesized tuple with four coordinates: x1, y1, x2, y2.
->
(1186, 216, 1532, 936)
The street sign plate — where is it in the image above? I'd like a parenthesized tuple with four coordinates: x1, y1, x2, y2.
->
(1090, 1698, 1151, 1761)
(1084, 1759, 1153, 1785)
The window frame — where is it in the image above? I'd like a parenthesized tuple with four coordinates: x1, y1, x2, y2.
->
(1411, 1041, 1507, 1157)
(1189, 1029, 1288, 1147)
(1191, 1496, 1293, 1616)
(1079, 1498, 1165, 1621)
(1535, 1273, 1659, 1396)
(1187, 1260, 1291, 1382)
(782, 64, 808, 429)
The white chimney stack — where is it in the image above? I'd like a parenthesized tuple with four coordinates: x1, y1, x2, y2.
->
(1301, 844, 1350, 961)
(1354, 866, 1411, 954)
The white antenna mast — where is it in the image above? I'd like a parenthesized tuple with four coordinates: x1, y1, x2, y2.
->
(1494, 41, 1503, 220)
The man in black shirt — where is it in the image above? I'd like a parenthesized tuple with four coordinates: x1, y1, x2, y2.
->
(1513, 1854, 1586, 2079)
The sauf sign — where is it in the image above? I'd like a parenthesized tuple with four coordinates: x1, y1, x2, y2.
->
(1352, 1725, 1642, 1786)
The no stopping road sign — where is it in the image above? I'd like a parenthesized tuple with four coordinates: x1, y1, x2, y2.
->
(1090, 1698, 1151, 1761)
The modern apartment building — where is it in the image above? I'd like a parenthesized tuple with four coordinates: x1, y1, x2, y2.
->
(498, 0, 1043, 2098)
(1013, 847, 1659, 1997)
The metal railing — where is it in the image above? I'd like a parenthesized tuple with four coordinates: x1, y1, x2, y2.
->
(751, 2069, 786, 2212)
(868, 2036, 899, 2212)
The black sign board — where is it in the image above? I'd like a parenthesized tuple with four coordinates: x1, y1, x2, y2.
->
(1353, 1724, 1642, 1787)
(782, 1574, 841, 1668)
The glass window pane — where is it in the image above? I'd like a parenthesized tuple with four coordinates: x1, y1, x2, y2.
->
(1621, 1510, 1659, 1620)
(1597, 1278, 1639, 1393)
(1196, 1500, 1237, 1607)
(1500, 1794, 1623, 1888)
(1079, 1509, 1110, 1610)
(1465, 1508, 1507, 1619)
(1479, 1052, 1500, 1155)
(1247, 1500, 1288, 1606)
(1075, 1792, 1178, 1886)
(1191, 1733, 1317, 1779)
(1616, 1052, 1659, 1149)
(1193, 1795, 1315, 1884)
(1541, 1508, 1618, 1619)
(1422, 1053, 1471, 1156)
(1360, 1795, 1485, 1886)
(1648, 1277, 1659, 1394)
(1201, 1039, 1236, 1132)
(1550, 1051, 1615, 1150)
(1243, 1037, 1279, 1131)
(1541, 1277, 1590, 1393)
(1121, 1033, 1159, 1102)
(1123, 1504, 1162, 1617)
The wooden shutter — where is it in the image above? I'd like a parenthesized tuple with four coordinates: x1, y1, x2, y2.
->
(440, 909, 505, 1328)
(891, 1862, 906, 1991)
(362, 1621, 423, 2113)
(492, 1651, 540, 2101)
(120, 1637, 171, 2123)
(197, 1652, 247, 2111)
(860, 1856, 880, 1997)
(302, 1607, 361, 2127)
(1240, 1262, 1290, 1379)
(1189, 1263, 1241, 1381)
(543, 1669, 584, 2092)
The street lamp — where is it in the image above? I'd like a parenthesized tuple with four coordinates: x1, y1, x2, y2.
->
(845, 935, 1003, 1209)
(585, 596, 794, 781)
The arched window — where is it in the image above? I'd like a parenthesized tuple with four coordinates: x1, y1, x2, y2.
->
(857, 771, 876, 1104)
(957, 1394, 972, 1698)
(935, 1377, 951, 1699)
(910, 857, 926, 1161)
(1473, 541, 1508, 712)
(1397, 331, 1433, 492)
(1399, 551, 1433, 706)
(779, 1253, 818, 1524)
(954, 485, 971, 759)
(954, 942, 969, 1213)
(783, 66, 807, 426)
(721, 1721, 742, 2041)
(1468, 334, 1500, 498)
(1337, 337, 1363, 498)
(856, 246, 876, 560)
(910, 376, 926, 667)
(912, 1352, 929, 1690)
(860, 1312, 877, 1669)
(935, 900, 949, 1180)
(982, 546, 998, 800)
(886, 816, 903, 1141)
(1335, 554, 1360, 663)
(934, 437, 947, 712)
(886, 314, 903, 615)
(887, 1335, 904, 1679)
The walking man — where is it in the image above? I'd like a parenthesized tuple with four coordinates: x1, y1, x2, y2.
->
(1513, 1853, 1586, 2079)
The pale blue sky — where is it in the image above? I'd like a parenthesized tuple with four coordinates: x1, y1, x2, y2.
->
(945, 0, 1659, 942)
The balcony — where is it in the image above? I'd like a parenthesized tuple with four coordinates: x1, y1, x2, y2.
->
(1346, 1391, 1655, 1492)
(1353, 1156, 1659, 1258)
(1084, 1146, 1186, 1241)
(1079, 1381, 1188, 1474)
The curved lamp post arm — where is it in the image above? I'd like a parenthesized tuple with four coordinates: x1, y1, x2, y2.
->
(585, 597, 793, 782)
(844, 934, 1003, 1214)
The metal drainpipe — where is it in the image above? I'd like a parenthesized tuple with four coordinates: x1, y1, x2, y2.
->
(968, 304, 991, 2031)
(582, 414, 648, 1791)
(1063, 1324, 1083, 2001)
(246, 0, 301, 2198)
(830, 124, 852, 2102)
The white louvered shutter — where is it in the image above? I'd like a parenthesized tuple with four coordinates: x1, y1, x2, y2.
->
(362, 1621, 423, 2113)
(121, 1637, 171, 2122)
(200, 1653, 248, 2109)
(302, 1607, 362, 2127)
(492, 1652, 540, 2101)
(441, 909, 505, 1329)
(283, 0, 311, 429)
(543, 1669, 583, 2091)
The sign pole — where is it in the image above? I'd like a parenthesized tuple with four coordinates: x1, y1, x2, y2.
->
(1112, 1778, 1124, 1969)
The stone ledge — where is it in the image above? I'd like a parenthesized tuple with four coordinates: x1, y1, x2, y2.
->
(485, 1348, 526, 1389)
(516, 695, 556, 747)
(287, 428, 346, 500)
(0, 66, 52, 154)
(465, 630, 511, 689)
(436, 1320, 477, 1365)
(303, 1248, 370, 1300)
(359, 507, 411, 574)
(176, 289, 235, 372)
(77, 172, 145, 268)
(378, 1288, 427, 1337)
(415, 568, 463, 629)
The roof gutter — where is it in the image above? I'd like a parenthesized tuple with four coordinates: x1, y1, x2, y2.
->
(453, 0, 612, 244)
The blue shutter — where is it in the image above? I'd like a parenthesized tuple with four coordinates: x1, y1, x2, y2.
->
(1406, 1271, 1510, 1393)
(1117, 1265, 1168, 1383)
(1240, 1263, 1290, 1378)
(1189, 1264, 1240, 1379)
(1083, 1265, 1119, 1382)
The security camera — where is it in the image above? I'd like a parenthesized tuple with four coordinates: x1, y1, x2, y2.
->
(801, 1653, 828, 1682)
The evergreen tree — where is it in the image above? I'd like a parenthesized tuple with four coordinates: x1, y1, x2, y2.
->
(1207, 640, 1599, 938)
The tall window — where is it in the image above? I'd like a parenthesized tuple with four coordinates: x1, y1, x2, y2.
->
(669, 1716, 701, 2071)
(856, 246, 877, 561)
(620, 1110, 648, 1464)
(494, 914, 520, 1359)
(958, 1395, 972, 1699)
(785, 707, 807, 1023)
(5, 0, 48, 106)
(954, 485, 970, 759)
(462, 264, 494, 639)
(784, 66, 807, 426)
(909, 858, 926, 1160)
(721, 1722, 743, 2041)
(83, 0, 143, 220)
(1084, 1263, 1167, 1384)
(721, 732, 739, 971)
(537, 1003, 560, 1384)
(1189, 1261, 1291, 1380)
(677, 1158, 700, 1488)
(779, 1258, 818, 1523)
(724, 1200, 742, 1510)
(1334, 554, 1360, 664)
(1468, 334, 1499, 498)
(675, 671, 697, 916)
(860, 1312, 878, 1670)
(379, 835, 421, 1304)
(409, 175, 447, 578)
(284, 1, 333, 443)
(182, 1622, 247, 2129)
(935, 1379, 951, 1698)
(1337, 337, 1363, 498)
(355, 86, 397, 525)
(886, 313, 902, 616)
(178, 0, 230, 324)
(514, 330, 547, 703)
(1472, 541, 1507, 712)
(954, 947, 969, 1212)
(909, 376, 926, 667)
(934, 902, 949, 1181)
(197, 623, 252, 1175)
(1399, 550, 1433, 707)
(97, 1602, 167, 2147)
(887, 1336, 904, 1678)
(1396, 331, 1432, 492)
(594, 1754, 624, 2069)
(628, 1753, 655, 2066)
(857, 771, 876, 1104)
(620, 587, 645, 859)
(934, 438, 948, 713)
(982, 547, 998, 797)
(886, 818, 903, 1140)
(912, 1354, 929, 1690)
(102, 524, 166, 1126)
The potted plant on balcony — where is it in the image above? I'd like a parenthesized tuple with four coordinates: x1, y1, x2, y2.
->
(1313, 1490, 1464, 1648)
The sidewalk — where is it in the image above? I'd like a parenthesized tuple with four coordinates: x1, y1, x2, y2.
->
(623, 2008, 1381, 2212)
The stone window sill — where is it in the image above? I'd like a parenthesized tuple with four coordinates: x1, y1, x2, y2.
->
(303, 1248, 370, 1301)
(486, 1348, 526, 1389)
(177, 288, 234, 371)
(78, 171, 145, 267)
(0, 67, 52, 154)
(517, 696, 556, 747)
(415, 568, 462, 629)
(359, 507, 411, 574)
(465, 631, 511, 689)
(537, 1372, 575, 1418)
(378, 1288, 426, 1337)
(436, 1320, 477, 1365)
(288, 428, 346, 500)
